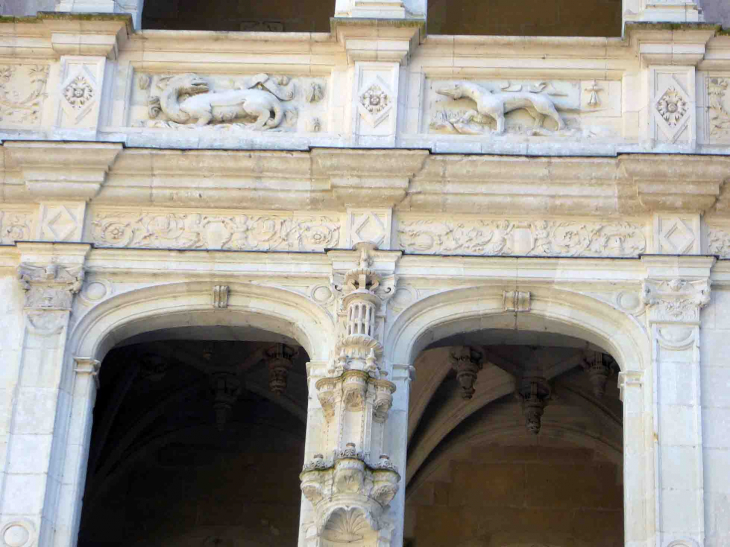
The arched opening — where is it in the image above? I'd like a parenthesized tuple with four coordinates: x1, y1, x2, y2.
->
(142, 0, 334, 32)
(60, 282, 335, 547)
(427, 0, 622, 37)
(386, 286, 649, 547)
(404, 332, 624, 546)
(77, 326, 310, 546)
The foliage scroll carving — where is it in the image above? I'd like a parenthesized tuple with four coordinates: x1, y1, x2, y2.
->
(91, 211, 341, 251)
(397, 219, 646, 257)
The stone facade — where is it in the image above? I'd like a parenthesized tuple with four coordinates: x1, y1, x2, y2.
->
(0, 1, 729, 547)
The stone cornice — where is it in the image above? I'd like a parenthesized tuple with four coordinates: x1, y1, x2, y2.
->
(1, 146, 728, 216)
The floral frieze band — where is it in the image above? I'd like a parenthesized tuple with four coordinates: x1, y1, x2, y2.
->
(91, 210, 341, 251)
(397, 219, 647, 257)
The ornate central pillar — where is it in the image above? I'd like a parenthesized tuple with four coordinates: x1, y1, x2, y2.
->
(299, 243, 405, 547)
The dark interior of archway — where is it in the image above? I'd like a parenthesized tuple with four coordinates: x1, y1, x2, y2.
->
(428, 0, 622, 37)
(77, 339, 309, 547)
(142, 0, 335, 32)
(142, 0, 621, 37)
(404, 331, 624, 547)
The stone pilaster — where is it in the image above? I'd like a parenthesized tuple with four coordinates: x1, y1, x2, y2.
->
(299, 243, 404, 547)
(331, 19, 423, 147)
(641, 255, 715, 547)
(0, 242, 89, 547)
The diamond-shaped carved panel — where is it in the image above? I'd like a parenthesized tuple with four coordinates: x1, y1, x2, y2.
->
(39, 204, 84, 242)
(357, 79, 393, 128)
(652, 76, 692, 143)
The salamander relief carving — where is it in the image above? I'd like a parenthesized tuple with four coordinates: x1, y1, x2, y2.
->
(134, 72, 326, 132)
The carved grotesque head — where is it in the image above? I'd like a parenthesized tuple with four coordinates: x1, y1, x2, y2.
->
(436, 83, 464, 100)
(166, 73, 210, 96)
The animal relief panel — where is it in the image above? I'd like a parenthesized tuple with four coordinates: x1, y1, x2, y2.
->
(426, 78, 621, 139)
(130, 72, 327, 133)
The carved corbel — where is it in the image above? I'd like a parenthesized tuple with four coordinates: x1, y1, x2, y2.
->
(266, 343, 299, 395)
(316, 377, 340, 422)
(17, 263, 85, 310)
(300, 444, 400, 545)
(516, 377, 552, 435)
(582, 351, 612, 398)
(372, 381, 396, 423)
(209, 369, 242, 431)
(450, 346, 484, 399)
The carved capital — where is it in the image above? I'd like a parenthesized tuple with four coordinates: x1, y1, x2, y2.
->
(74, 358, 101, 388)
(18, 263, 85, 310)
(641, 278, 710, 324)
(618, 370, 643, 403)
